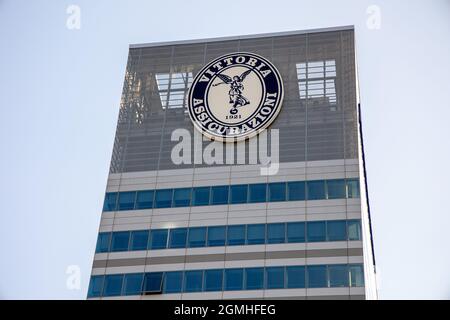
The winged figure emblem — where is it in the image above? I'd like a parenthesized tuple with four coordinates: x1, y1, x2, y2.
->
(213, 69, 252, 114)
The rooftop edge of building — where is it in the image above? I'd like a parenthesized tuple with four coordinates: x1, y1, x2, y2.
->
(129, 25, 354, 49)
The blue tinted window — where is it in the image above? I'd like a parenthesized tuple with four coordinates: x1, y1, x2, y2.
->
(87, 276, 104, 298)
(247, 224, 265, 245)
(207, 226, 225, 247)
(211, 186, 229, 205)
(327, 221, 347, 241)
(193, 187, 210, 206)
(349, 264, 364, 287)
(267, 223, 285, 244)
(173, 188, 191, 207)
(204, 269, 223, 292)
(169, 228, 187, 249)
(248, 184, 266, 203)
(155, 189, 173, 208)
(227, 225, 246, 246)
(269, 183, 286, 202)
(230, 185, 248, 204)
(329, 265, 348, 287)
(122, 273, 143, 296)
(286, 266, 305, 288)
(225, 268, 243, 291)
(96, 232, 111, 253)
(103, 274, 123, 297)
(266, 267, 284, 289)
(149, 229, 168, 250)
(245, 268, 264, 290)
(346, 179, 360, 198)
(111, 232, 130, 252)
(163, 271, 183, 293)
(188, 227, 206, 248)
(307, 221, 326, 242)
(307, 265, 327, 288)
(348, 220, 361, 240)
(103, 193, 117, 211)
(135, 190, 154, 209)
(118, 191, 136, 211)
(143, 272, 163, 293)
(307, 180, 326, 200)
(287, 182, 306, 201)
(184, 270, 203, 292)
(130, 230, 149, 251)
(287, 222, 305, 243)
(327, 179, 346, 199)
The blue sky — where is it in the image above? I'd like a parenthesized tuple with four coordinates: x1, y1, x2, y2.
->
(0, 0, 449, 299)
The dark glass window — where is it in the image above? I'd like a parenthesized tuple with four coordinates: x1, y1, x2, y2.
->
(348, 220, 361, 240)
(286, 266, 305, 288)
(103, 193, 117, 211)
(188, 227, 206, 248)
(287, 181, 306, 201)
(349, 264, 364, 287)
(169, 228, 187, 249)
(327, 221, 347, 241)
(143, 272, 163, 293)
(287, 222, 305, 243)
(346, 179, 360, 198)
(211, 186, 229, 205)
(155, 189, 173, 208)
(130, 230, 149, 251)
(173, 188, 191, 207)
(149, 229, 168, 250)
(245, 268, 264, 290)
(307, 265, 327, 288)
(111, 231, 130, 252)
(96, 232, 111, 253)
(192, 187, 210, 206)
(247, 224, 265, 245)
(122, 273, 143, 296)
(267, 223, 285, 244)
(269, 183, 286, 202)
(307, 221, 326, 242)
(327, 179, 346, 199)
(307, 180, 326, 200)
(266, 267, 285, 289)
(224, 268, 243, 291)
(135, 190, 154, 209)
(248, 183, 267, 203)
(227, 225, 246, 246)
(207, 226, 225, 247)
(118, 191, 136, 211)
(328, 265, 349, 287)
(163, 271, 183, 293)
(204, 269, 223, 292)
(87, 276, 104, 298)
(184, 270, 203, 292)
(230, 185, 248, 204)
(103, 274, 123, 297)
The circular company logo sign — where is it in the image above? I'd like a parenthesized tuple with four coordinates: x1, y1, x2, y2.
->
(188, 52, 284, 142)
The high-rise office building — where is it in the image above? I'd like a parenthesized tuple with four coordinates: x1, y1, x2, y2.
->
(87, 26, 377, 300)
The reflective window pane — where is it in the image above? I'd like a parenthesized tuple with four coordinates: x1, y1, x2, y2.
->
(329, 265, 349, 287)
(348, 220, 361, 240)
(155, 189, 173, 208)
(122, 273, 143, 296)
(173, 188, 191, 207)
(103, 274, 123, 297)
(96, 232, 111, 253)
(286, 266, 305, 288)
(307, 221, 326, 242)
(188, 227, 206, 248)
(149, 229, 168, 250)
(227, 225, 246, 246)
(130, 230, 149, 251)
(204, 269, 223, 292)
(287, 182, 306, 201)
(269, 183, 286, 202)
(87, 276, 104, 298)
(248, 183, 266, 203)
(230, 185, 248, 204)
(207, 226, 225, 247)
(267, 223, 285, 244)
(287, 222, 305, 243)
(103, 193, 117, 211)
(135, 190, 154, 209)
(327, 221, 347, 241)
(346, 179, 360, 198)
(225, 268, 243, 291)
(349, 264, 365, 287)
(307, 265, 327, 288)
(307, 180, 326, 200)
(245, 268, 264, 290)
(143, 272, 163, 293)
(163, 271, 183, 293)
(118, 191, 136, 211)
(111, 231, 130, 252)
(169, 228, 187, 249)
(184, 270, 203, 292)
(327, 179, 346, 199)
(193, 187, 210, 206)
(211, 186, 229, 205)
(266, 267, 285, 289)
(247, 224, 265, 245)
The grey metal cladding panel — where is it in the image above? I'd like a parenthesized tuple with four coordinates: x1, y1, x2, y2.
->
(110, 30, 357, 173)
